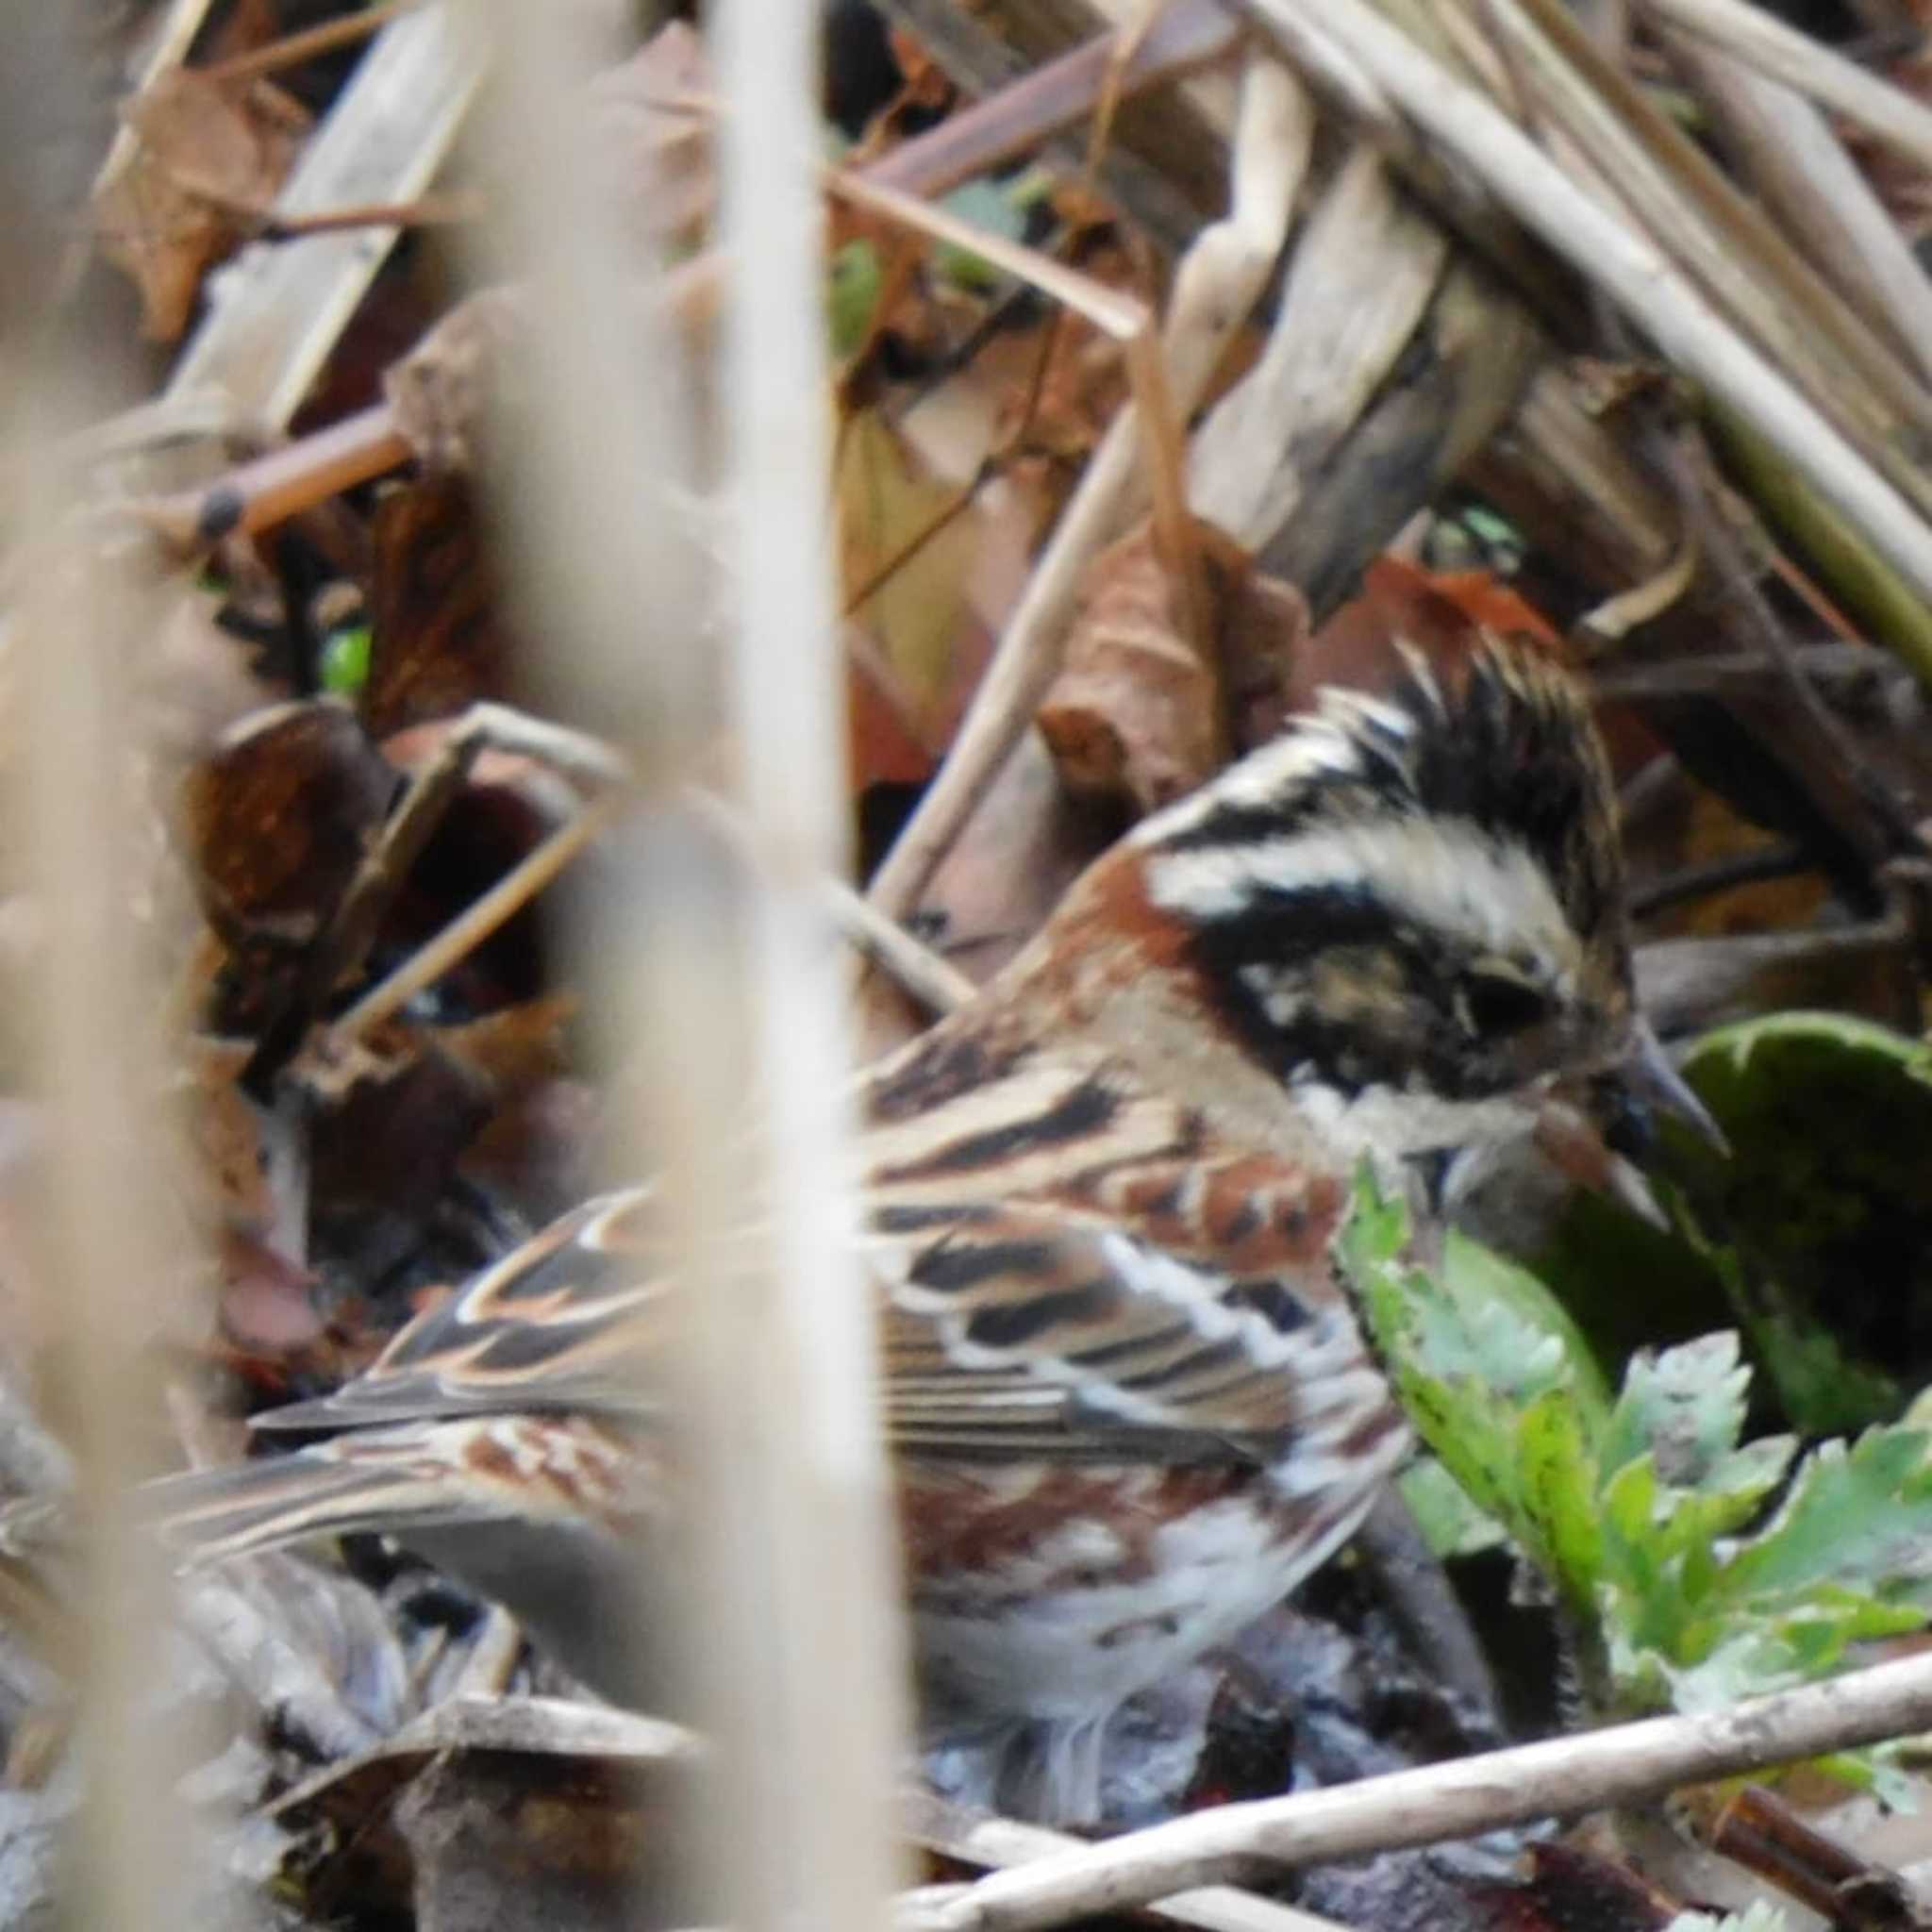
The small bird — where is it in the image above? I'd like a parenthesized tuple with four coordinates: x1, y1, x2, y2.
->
(157, 638, 1706, 1822)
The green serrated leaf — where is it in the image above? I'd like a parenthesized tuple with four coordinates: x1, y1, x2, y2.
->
(1603, 1452, 1659, 1549)
(1515, 1390, 1603, 1615)
(1442, 1230, 1612, 1426)
(1601, 1332, 1750, 1487)
(1343, 1173, 1580, 1543)
(1717, 1428, 1932, 1606)
(1398, 1457, 1507, 1559)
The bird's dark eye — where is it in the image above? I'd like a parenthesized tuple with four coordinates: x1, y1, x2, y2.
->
(1462, 966, 1553, 1039)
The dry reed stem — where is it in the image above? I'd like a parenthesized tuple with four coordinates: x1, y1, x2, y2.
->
(470, 8, 905, 1932)
(867, 51, 1315, 919)
(900, 1642, 1932, 1932)
(5, 22, 202, 1926)
(1239, 0, 1932, 611)
(1662, 38, 1932, 388)
(1641, 0, 1932, 174)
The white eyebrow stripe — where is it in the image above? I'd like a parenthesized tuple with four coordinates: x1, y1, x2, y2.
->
(1143, 818, 1576, 973)
(1134, 727, 1358, 838)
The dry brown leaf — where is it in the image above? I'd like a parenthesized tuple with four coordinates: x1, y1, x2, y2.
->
(1218, 548, 1310, 754)
(362, 475, 518, 737)
(384, 287, 532, 475)
(182, 699, 396, 950)
(95, 69, 309, 342)
(300, 1025, 494, 1223)
(846, 624, 941, 789)
(1041, 522, 1223, 810)
(1040, 521, 1306, 814)
(1310, 556, 1674, 783)
(586, 19, 718, 254)
(458, 1075, 599, 1227)
(435, 995, 574, 1103)
(1303, 554, 1569, 709)
(885, 25, 953, 113)
(839, 407, 990, 756)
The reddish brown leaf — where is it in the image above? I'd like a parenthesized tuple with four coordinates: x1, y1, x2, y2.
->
(1041, 522, 1224, 810)
(182, 699, 397, 948)
(362, 475, 519, 737)
(847, 625, 940, 789)
(1474, 1842, 1682, 1932)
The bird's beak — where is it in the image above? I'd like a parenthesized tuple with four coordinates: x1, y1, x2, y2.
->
(1533, 1023, 1727, 1229)
(1618, 1020, 1729, 1159)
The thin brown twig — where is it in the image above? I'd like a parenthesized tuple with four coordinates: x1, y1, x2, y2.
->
(131, 1, 1241, 558)
(1705, 1784, 1922, 1931)
(141, 403, 413, 552)
(1627, 842, 1811, 920)
(827, 874, 975, 1016)
(1655, 414, 1923, 858)
(325, 789, 625, 1051)
(197, 0, 425, 87)
(244, 190, 483, 240)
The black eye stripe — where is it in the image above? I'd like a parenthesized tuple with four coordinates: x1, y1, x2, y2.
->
(1462, 969, 1554, 1038)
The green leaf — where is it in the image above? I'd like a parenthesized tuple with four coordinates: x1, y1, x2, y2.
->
(1398, 1456, 1507, 1559)
(1342, 1174, 1576, 1541)
(1442, 1230, 1612, 1426)
(1341, 1172, 1607, 1589)
(1715, 1428, 1932, 1606)
(319, 625, 372, 696)
(1814, 1744, 1920, 1811)
(1689, 1224, 1902, 1436)
(1601, 1332, 1750, 1487)
(1671, 1013, 1932, 1434)
(828, 240, 883, 358)
(934, 177, 1027, 292)
(1343, 1166, 1932, 1768)
(1515, 1390, 1603, 1616)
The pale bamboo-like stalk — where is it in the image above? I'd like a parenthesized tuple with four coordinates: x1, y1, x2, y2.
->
(468, 8, 903, 1931)
(4, 20, 198, 1932)
(708, 0, 911, 1918)
(14, 528, 197, 1932)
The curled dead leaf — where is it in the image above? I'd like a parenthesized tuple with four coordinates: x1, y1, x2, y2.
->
(95, 69, 308, 342)
(1039, 519, 1307, 813)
